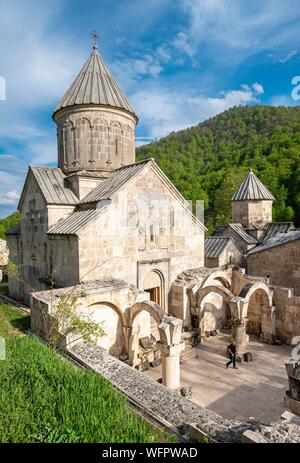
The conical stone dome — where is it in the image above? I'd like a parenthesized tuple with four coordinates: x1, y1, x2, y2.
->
(53, 46, 137, 175)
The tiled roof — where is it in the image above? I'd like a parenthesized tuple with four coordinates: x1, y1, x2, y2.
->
(6, 223, 21, 235)
(205, 236, 232, 258)
(53, 47, 136, 119)
(212, 223, 257, 245)
(247, 230, 300, 255)
(49, 158, 206, 235)
(29, 166, 79, 205)
(212, 225, 227, 237)
(80, 159, 152, 204)
(232, 171, 274, 201)
(229, 224, 257, 244)
(261, 222, 295, 241)
(48, 207, 102, 235)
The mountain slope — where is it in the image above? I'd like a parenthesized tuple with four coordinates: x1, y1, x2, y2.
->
(0, 211, 20, 240)
(137, 105, 300, 232)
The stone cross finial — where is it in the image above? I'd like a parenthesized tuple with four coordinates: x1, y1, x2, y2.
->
(90, 30, 101, 49)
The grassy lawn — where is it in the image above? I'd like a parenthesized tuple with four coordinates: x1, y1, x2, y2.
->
(0, 302, 30, 337)
(0, 285, 8, 295)
(0, 303, 176, 443)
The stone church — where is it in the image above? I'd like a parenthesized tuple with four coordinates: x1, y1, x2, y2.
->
(6, 43, 300, 391)
(6, 44, 206, 389)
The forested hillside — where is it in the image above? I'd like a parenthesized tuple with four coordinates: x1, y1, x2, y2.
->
(0, 212, 20, 240)
(137, 105, 300, 233)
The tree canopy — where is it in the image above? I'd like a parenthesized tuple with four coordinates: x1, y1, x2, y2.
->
(137, 105, 300, 233)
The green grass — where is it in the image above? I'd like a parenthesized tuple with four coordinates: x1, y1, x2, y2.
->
(0, 306, 176, 443)
(0, 286, 8, 295)
(0, 302, 30, 337)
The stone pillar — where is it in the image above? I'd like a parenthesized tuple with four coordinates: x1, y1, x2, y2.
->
(158, 316, 184, 391)
(231, 318, 249, 355)
(261, 305, 276, 344)
(160, 344, 183, 390)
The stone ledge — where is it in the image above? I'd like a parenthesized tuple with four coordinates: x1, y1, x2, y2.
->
(68, 342, 300, 443)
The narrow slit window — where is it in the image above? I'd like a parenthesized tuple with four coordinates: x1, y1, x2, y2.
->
(150, 224, 155, 242)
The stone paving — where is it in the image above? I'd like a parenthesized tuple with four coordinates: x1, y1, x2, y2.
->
(144, 330, 291, 423)
(69, 341, 300, 443)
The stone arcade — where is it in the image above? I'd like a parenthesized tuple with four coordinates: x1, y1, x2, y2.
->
(6, 42, 300, 396)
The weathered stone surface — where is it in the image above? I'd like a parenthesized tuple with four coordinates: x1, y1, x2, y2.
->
(0, 239, 9, 267)
(68, 342, 300, 443)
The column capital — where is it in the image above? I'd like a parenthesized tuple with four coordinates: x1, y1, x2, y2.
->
(158, 342, 185, 357)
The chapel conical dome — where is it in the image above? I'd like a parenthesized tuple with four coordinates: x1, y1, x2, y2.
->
(53, 45, 137, 175)
(53, 46, 137, 119)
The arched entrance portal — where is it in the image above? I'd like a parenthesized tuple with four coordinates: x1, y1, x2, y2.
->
(143, 270, 164, 307)
(247, 290, 267, 337)
(86, 302, 125, 357)
(239, 283, 273, 339)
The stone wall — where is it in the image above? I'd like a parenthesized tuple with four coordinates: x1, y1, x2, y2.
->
(205, 241, 242, 268)
(0, 239, 9, 267)
(247, 240, 300, 296)
(55, 106, 136, 175)
(30, 280, 153, 364)
(7, 173, 77, 304)
(67, 342, 300, 443)
(272, 286, 300, 344)
(57, 162, 204, 319)
(232, 199, 272, 228)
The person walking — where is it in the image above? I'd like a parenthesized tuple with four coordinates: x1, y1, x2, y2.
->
(226, 343, 238, 369)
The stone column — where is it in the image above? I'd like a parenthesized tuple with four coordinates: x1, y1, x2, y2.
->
(261, 305, 276, 344)
(158, 316, 184, 391)
(231, 318, 249, 355)
(160, 343, 183, 390)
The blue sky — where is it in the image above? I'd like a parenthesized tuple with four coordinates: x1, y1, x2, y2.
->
(0, 0, 300, 217)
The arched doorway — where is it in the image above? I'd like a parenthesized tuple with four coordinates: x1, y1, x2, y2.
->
(199, 292, 231, 333)
(129, 301, 165, 368)
(143, 270, 164, 307)
(143, 270, 165, 339)
(239, 283, 273, 338)
(86, 302, 125, 357)
(246, 290, 267, 337)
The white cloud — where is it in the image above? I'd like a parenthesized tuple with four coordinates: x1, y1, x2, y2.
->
(277, 50, 298, 64)
(172, 32, 196, 58)
(131, 82, 263, 139)
(177, 0, 300, 63)
(0, 190, 20, 206)
(252, 83, 264, 94)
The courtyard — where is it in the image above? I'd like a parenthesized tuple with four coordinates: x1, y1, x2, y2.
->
(144, 331, 291, 424)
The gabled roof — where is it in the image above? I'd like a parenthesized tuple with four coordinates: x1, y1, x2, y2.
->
(48, 207, 101, 235)
(247, 230, 300, 255)
(205, 236, 235, 258)
(6, 223, 21, 236)
(232, 170, 274, 201)
(18, 166, 79, 210)
(48, 158, 206, 235)
(261, 222, 295, 242)
(212, 223, 257, 245)
(53, 47, 137, 120)
(80, 159, 151, 204)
